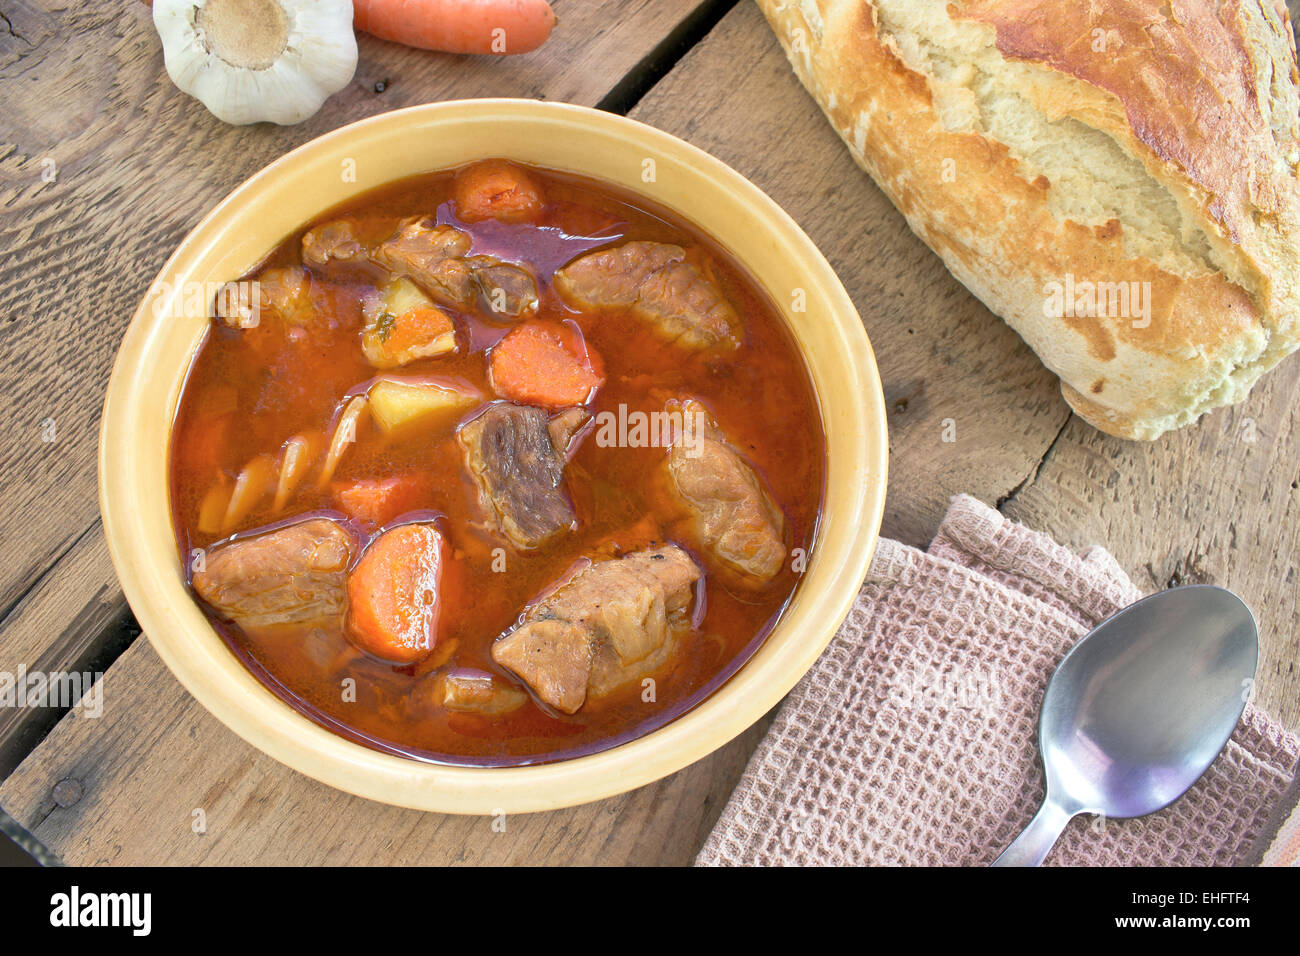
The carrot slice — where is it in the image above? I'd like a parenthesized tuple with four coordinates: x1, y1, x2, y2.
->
(352, 0, 556, 56)
(386, 306, 456, 354)
(332, 475, 428, 529)
(345, 524, 446, 664)
(488, 321, 605, 409)
(453, 160, 545, 223)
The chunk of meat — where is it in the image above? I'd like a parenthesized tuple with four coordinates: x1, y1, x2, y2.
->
(547, 407, 591, 460)
(467, 256, 538, 317)
(666, 400, 785, 582)
(302, 219, 366, 271)
(556, 241, 680, 307)
(214, 266, 315, 329)
(457, 403, 576, 549)
(453, 160, 545, 223)
(491, 619, 592, 715)
(553, 241, 741, 349)
(437, 669, 529, 716)
(373, 217, 541, 319)
(214, 284, 259, 329)
(491, 546, 703, 713)
(373, 218, 476, 308)
(191, 518, 354, 628)
(625, 546, 705, 622)
(345, 523, 446, 664)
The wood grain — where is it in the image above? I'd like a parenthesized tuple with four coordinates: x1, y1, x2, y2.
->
(1001, 364, 1300, 723)
(0, 520, 136, 777)
(0, 637, 768, 865)
(2, 0, 1298, 866)
(0, 0, 1071, 866)
(0, 0, 730, 754)
(0, 0, 770, 867)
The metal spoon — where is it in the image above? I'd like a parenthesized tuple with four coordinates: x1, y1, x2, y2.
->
(992, 584, 1258, 867)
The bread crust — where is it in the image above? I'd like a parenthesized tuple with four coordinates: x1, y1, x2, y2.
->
(758, 0, 1300, 439)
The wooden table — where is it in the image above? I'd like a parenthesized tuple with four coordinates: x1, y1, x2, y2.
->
(1, 0, 1296, 865)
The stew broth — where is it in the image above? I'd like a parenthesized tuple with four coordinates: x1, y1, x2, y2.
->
(169, 163, 826, 765)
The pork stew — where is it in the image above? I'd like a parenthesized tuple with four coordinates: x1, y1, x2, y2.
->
(170, 160, 825, 765)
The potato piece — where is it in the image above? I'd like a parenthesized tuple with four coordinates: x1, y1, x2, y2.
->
(368, 378, 480, 434)
(379, 275, 432, 316)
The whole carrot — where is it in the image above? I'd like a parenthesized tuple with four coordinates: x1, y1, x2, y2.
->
(353, 0, 557, 55)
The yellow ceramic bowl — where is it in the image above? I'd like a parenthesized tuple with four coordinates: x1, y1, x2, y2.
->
(100, 100, 888, 813)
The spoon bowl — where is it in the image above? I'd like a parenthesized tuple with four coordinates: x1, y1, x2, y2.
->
(993, 585, 1258, 866)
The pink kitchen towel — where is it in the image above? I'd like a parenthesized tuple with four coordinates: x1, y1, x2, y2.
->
(696, 495, 1299, 866)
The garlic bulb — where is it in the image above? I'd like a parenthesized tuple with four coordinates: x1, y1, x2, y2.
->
(153, 0, 358, 126)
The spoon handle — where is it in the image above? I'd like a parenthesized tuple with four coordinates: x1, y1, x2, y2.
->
(991, 799, 1075, 867)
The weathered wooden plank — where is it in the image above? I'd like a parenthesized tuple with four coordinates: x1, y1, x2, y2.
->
(0, 522, 137, 778)
(0, 0, 732, 754)
(5, 0, 1298, 867)
(0, 637, 769, 865)
(0, 0, 1064, 866)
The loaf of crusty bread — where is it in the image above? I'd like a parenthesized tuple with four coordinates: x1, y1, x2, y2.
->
(758, 0, 1300, 439)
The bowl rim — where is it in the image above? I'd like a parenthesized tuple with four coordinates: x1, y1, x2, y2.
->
(99, 98, 889, 814)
